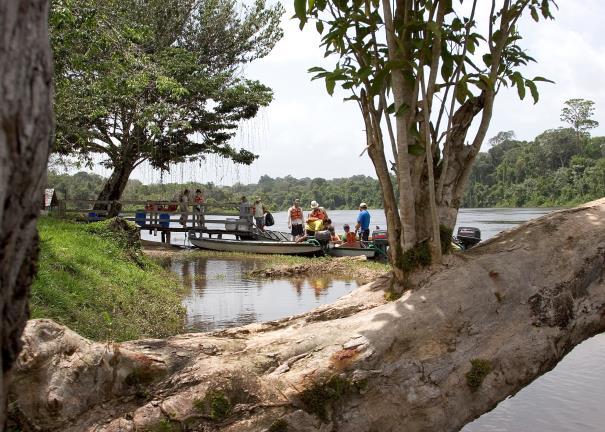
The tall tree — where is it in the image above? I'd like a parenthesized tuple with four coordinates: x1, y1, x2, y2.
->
(0, 0, 53, 425)
(297, 0, 555, 280)
(51, 0, 284, 214)
(560, 98, 599, 149)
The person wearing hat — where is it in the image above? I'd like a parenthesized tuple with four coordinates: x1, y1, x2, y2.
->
(355, 202, 371, 241)
(287, 198, 304, 238)
(306, 200, 328, 234)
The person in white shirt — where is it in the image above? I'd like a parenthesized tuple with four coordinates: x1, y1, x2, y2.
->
(253, 196, 266, 231)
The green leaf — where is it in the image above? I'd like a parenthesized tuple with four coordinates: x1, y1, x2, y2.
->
(526, 79, 539, 104)
(316, 20, 324, 34)
(441, 54, 454, 82)
(540, 0, 552, 19)
(530, 7, 539, 22)
(326, 77, 336, 96)
(532, 76, 555, 84)
(466, 37, 476, 54)
(455, 79, 468, 104)
(516, 79, 526, 100)
(310, 71, 330, 81)
(358, 66, 372, 81)
(408, 144, 425, 156)
(294, 0, 307, 21)
(308, 66, 326, 73)
(475, 75, 489, 91)
(394, 104, 409, 117)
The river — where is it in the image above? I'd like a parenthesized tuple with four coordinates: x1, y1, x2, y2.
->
(145, 207, 605, 431)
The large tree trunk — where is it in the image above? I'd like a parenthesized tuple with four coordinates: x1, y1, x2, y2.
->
(0, 0, 53, 427)
(435, 95, 486, 231)
(8, 200, 605, 432)
(95, 159, 136, 217)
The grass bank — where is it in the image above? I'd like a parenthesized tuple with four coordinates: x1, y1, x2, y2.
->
(32, 217, 185, 342)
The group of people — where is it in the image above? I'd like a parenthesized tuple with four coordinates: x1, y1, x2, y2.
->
(151, 188, 206, 227)
(287, 198, 371, 246)
(160, 191, 371, 242)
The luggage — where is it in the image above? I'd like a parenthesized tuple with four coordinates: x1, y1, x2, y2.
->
(264, 211, 275, 226)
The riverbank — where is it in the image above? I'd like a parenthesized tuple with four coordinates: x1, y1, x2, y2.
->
(33, 218, 185, 341)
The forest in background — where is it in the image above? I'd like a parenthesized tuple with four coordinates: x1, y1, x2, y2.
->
(463, 128, 605, 207)
(47, 171, 385, 211)
(49, 125, 605, 211)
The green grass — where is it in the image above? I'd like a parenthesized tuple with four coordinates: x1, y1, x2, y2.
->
(32, 217, 185, 342)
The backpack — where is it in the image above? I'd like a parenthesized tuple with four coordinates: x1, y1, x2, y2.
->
(264, 211, 275, 227)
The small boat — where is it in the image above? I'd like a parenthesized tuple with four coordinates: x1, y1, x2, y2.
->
(327, 245, 377, 258)
(189, 234, 322, 256)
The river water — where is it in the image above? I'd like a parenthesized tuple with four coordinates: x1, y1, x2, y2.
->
(164, 255, 361, 332)
(146, 208, 605, 431)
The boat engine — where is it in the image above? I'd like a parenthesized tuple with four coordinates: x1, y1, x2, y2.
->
(314, 230, 332, 245)
(371, 229, 388, 258)
(454, 226, 481, 250)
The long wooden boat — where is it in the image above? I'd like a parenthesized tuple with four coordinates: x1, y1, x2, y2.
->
(327, 245, 377, 258)
(189, 236, 322, 256)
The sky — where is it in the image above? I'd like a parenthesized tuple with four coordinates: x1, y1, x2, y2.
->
(112, 1, 605, 186)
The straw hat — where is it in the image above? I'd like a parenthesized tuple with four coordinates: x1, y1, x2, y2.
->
(310, 200, 319, 208)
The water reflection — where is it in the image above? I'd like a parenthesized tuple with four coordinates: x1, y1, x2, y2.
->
(462, 333, 605, 432)
(166, 255, 358, 332)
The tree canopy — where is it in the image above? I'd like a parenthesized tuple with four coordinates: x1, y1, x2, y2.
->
(50, 0, 284, 208)
(560, 98, 599, 148)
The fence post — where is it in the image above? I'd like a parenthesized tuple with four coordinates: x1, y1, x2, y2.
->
(58, 200, 66, 218)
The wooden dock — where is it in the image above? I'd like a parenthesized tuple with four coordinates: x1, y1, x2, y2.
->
(55, 199, 256, 243)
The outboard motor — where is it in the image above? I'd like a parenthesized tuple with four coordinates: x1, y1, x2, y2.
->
(455, 227, 481, 250)
(314, 230, 332, 247)
(371, 229, 388, 258)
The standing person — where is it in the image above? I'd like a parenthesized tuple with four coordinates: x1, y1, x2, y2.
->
(179, 189, 191, 227)
(287, 198, 304, 238)
(253, 196, 266, 231)
(355, 202, 371, 241)
(193, 189, 205, 227)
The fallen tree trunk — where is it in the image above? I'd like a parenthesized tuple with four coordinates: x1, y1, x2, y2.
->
(9, 200, 605, 432)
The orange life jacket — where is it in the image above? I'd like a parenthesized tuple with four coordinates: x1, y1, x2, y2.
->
(309, 208, 327, 221)
(344, 231, 356, 243)
(290, 206, 303, 220)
